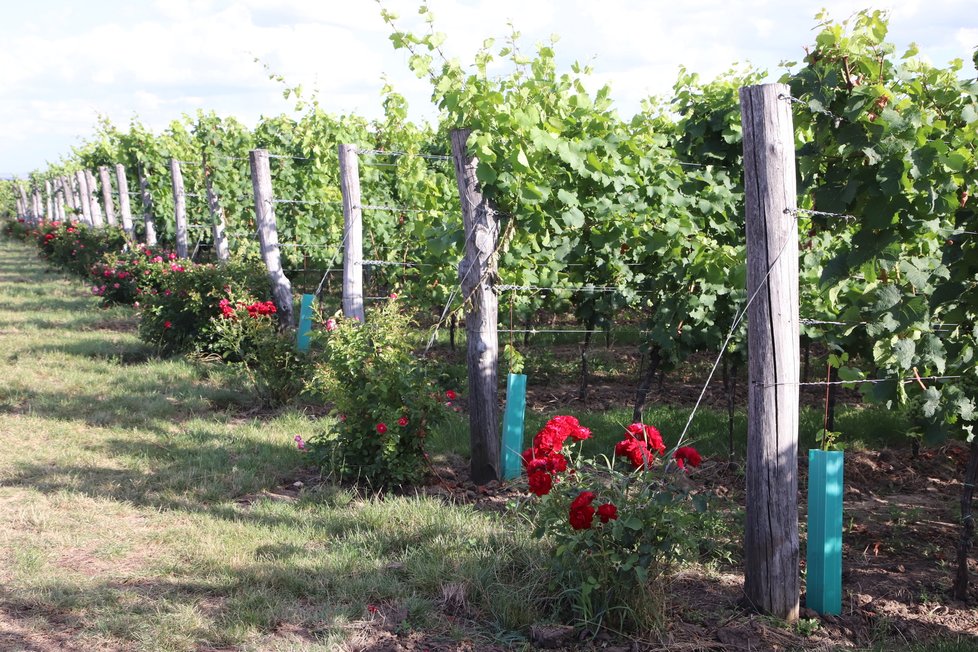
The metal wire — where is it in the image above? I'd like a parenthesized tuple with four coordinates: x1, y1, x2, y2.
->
(357, 148, 452, 161)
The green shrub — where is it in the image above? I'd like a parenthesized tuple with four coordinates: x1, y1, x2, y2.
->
(137, 260, 271, 355)
(1, 217, 33, 240)
(36, 220, 127, 276)
(306, 299, 455, 486)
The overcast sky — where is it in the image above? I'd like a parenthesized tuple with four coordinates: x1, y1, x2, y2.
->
(1, 0, 975, 177)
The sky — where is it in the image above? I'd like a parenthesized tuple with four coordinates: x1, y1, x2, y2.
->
(1, 0, 976, 177)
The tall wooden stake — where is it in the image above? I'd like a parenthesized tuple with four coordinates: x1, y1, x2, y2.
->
(741, 82, 800, 622)
(202, 152, 230, 263)
(53, 178, 66, 221)
(170, 159, 189, 258)
(85, 169, 104, 227)
(31, 187, 42, 223)
(450, 128, 501, 485)
(16, 184, 27, 220)
(338, 144, 365, 322)
(115, 164, 135, 238)
(250, 149, 295, 330)
(45, 180, 53, 223)
(137, 163, 157, 246)
(75, 171, 93, 226)
(98, 166, 117, 226)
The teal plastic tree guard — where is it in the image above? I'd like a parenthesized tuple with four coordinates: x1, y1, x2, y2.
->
(806, 449, 844, 615)
(501, 373, 527, 481)
(296, 294, 314, 352)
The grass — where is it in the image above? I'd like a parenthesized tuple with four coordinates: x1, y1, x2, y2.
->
(0, 239, 553, 651)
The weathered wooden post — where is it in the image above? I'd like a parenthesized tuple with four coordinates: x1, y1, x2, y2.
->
(249, 149, 295, 330)
(137, 163, 157, 246)
(44, 180, 53, 222)
(115, 164, 135, 238)
(53, 178, 66, 221)
(170, 159, 189, 258)
(98, 166, 117, 226)
(75, 171, 93, 226)
(338, 144, 365, 322)
(741, 83, 800, 621)
(202, 153, 230, 263)
(61, 176, 75, 216)
(85, 169, 104, 227)
(69, 174, 83, 216)
(450, 128, 501, 485)
(15, 184, 27, 220)
(31, 186, 42, 223)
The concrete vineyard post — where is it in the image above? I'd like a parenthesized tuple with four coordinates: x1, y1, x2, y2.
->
(740, 82, 800, 622)
(202, 153, 230, 263)
(170, 158, 189, 258)
(115, 164, 135, 238)
(338, 144, 365, 322)
(249, 149, 295, 331)
(137, 163, 157, 246)
(98, 166, 117, 226)
(450, 128, 501, 485)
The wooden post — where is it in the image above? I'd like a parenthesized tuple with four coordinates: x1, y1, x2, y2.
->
(137, 163, 157, 246)
(53, 179, 65, 221)
(450, 128, 501, 485)
(85, 169, 104, 227)
(98, 166, 117, 226)
(45, 180, 53, 222)
(61, 176, 76, 215)
(31, 187, 42, 223)
(741, 82, 800, 622)
(15, 184, 27, 219)
(75, 171, 93, 226)
(69, 174, 83, 216)
(249, 149, 295, 330)
(203, 153, 230, 263)
(115, 164, 135, 238)
(170, 159, 189, 258)
(338, 144, 365, 322)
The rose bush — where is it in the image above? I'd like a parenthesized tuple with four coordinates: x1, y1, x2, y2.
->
(305, 298, 452, 486)
(522, 416, 707, 633)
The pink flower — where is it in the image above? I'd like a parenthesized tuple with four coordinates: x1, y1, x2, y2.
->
(152, 256, 163, 263)
(376, 423, 388, 434)
(294, 435, 306, 450)
(389, 293, 398, 299)
(168, 253, 177, 261)
(325, 318, 338, 331)
(112, 283, 120, 289)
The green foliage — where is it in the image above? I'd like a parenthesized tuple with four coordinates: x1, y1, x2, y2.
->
(306, 300, 453, 486)
(35, 220, 127, 276)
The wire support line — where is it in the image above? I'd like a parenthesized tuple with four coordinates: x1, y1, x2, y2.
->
(755, 375, 961, 388)
(496, 284, 635, 293)
(357, 204, 447, 214)
(498, 328, 630, 335)
(313, 219, 357, 298)
(786, 207, 856, 221)
(277, 243, 334, 248)
(267, 154, 310, 161)
(672, 210, 800, 458)
(174, 160, 201, 166)
(800, 319, 863, 326)
(356, 148, 452, 161)
(778, 93, 845, 123)
(272, 198, 344, 206)
(361, 260, 418, 267)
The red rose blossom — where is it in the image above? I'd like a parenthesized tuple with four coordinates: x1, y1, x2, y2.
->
(397, 416, 409, 427)
(570, 491, 596, 509)
(445, 389, 457, 401)
(527, 470, 553, 496)
(376, 422, 388, 434)
(674, 446, 702, 470)
(597, 503, 618, 523)
(163, 321, 172, 329)
(569, 504, 595, 530)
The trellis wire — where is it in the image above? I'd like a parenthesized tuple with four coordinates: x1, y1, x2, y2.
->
(756, 375, 961, 388)
(787, 207, 856, 221)
(673, 211, 799, 451)
(357, 148, 452, 161)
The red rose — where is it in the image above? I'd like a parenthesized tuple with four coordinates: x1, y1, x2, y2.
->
(397, 416, 409, 427)
(674, 446, 702, 470)
(597, 503, 618, 523)
(527, 470, 553, 496)
(163, 321, 172, 329)
(545, 452, 568, 474)
(376, 423, 388, 434)
(570, 491, 596, 509)
(569, 504, 595, 530)
(445, 389, 457, 401)
(615, 438, 653, 469)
